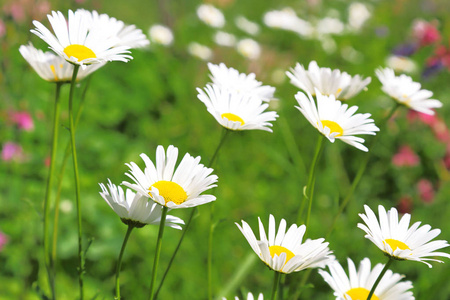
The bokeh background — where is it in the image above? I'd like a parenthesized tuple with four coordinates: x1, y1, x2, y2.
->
(1, 0, 450, 299)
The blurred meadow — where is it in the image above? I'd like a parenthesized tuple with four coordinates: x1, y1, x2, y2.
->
(1, 0, 450, 299)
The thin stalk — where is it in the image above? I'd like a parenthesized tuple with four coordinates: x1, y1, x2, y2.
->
(51, 76, 91, 290)
(296, 135, 325, 225)
(367, 258, 394, 300)
(154, 129, 229, 299)
(115, 225, 135, 300)
(68, 64, 84, 300)
(326, 103, 399, 238)
(43, 82, 62, 300)
(270, 271, 281, 300)
(148, 206, 169, 300)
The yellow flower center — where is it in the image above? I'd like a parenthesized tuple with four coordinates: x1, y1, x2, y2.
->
(345, 287, 379, 300)
(63, 44, 96, 61)
(150, 180, 187, 205)
(384, 239, 410, 251)
(221, 113, 245, 125)
(321, 120, 344, 137)
(269, 245, 295, 263)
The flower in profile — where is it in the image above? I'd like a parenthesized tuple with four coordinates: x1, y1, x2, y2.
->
(223, 292, 264, 300)
(197, 4, 225, 28)
(263, 8, 313, 37)
(19, 43, 103, 82)
(236, 38, 261, 60)
(375, 68, 442, 115)
(287, 61, 371, 100)
(187, 42, 213, 61)
(319, 257, 414, 300)
(295, 89, 379, 151)
(197, 84, 278, 132)
(99, 179, 184, 229)
(386, 55, 417, 74)
(236, 214, 331, 274)
(214, 31, 236, 47)
(208, 62, 275, 102)
(358, 205, 450, 267)
(31, 9, 133, 68)
(122, 145, 218, 209)
(148, 24, 174, 46)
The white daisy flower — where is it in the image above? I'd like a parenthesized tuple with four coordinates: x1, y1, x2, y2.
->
(122, 145, 218, 209)
(236, 38, 261, 60)
(222, 292, 264, 300)
(85, 9, 150, 49)
(358, 205, 450, 267)
(375, 67, 442, 115)
(235, 16, 260, 36)
(236, 214, 331, 274)
(19, 43, 104, 82)
(295, 89, 379, 152)
(99, 179, 184, 229)
(31, 9, 133, 68)
(197, 4, 225, 28)
(286, 61, 371, 100)
(187, 42, 213, 61)
(263, 8, 313, 37)
(197, 84, 278, 132)
(214, 31, 236, 47)
(148, 24, 174, 46)
(319, 257, 414, 300)
(208, 62, 275, 102)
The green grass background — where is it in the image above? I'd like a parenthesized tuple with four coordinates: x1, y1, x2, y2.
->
(1, 0, 450, 299)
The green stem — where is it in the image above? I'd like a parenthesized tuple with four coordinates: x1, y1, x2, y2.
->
(115, 225, 135, 300)
(43, 82, 62, 300)
(366, 258, 394, 300)
(154, 129, 229, 299)
(148, 206, 169, 300)
(68, 64, 84, 300)
(326, 103, 399, 238)
(271, 271, 281, 300)
(51, 76, 91, 290)
(297, 135, 325, 225)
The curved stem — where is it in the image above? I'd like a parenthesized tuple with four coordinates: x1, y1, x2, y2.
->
(271, 271, 281, 300)
(148, 206, 169, 300)
(367, 258, 394, 300)
(297, 135, 325, 225)
(68, 64, 84, 300)
(43, 82, 62, 300)
(326, 103, 399, 238)
(51, 76, 91, 291)
(115, 225, 135, 300)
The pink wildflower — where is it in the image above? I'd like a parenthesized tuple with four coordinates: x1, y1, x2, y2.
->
(0, 232, 8, 251)
(412, 19, 441, 46)
(10, 111, 34, 131)
(392, 145, 420, 167)
(397, 195, 413, 214)
(1, 142, 24, 162)
(417, 179, 435, 203)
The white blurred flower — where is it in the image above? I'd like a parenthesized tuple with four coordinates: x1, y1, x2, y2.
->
(235, 16, 260, 35)
(60, 199, 73, 213)
(263, 8, 313, 37)
(237, 38, 260, 60)
(188, 42, 213, 61)
(316, 17, 345, 35)
(148, 24, 174, 46)
(348, 2, 371, 31)
(214, 31, 236, 47)
(197, 4, 225, 28)
(386, 55, 417, 74)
